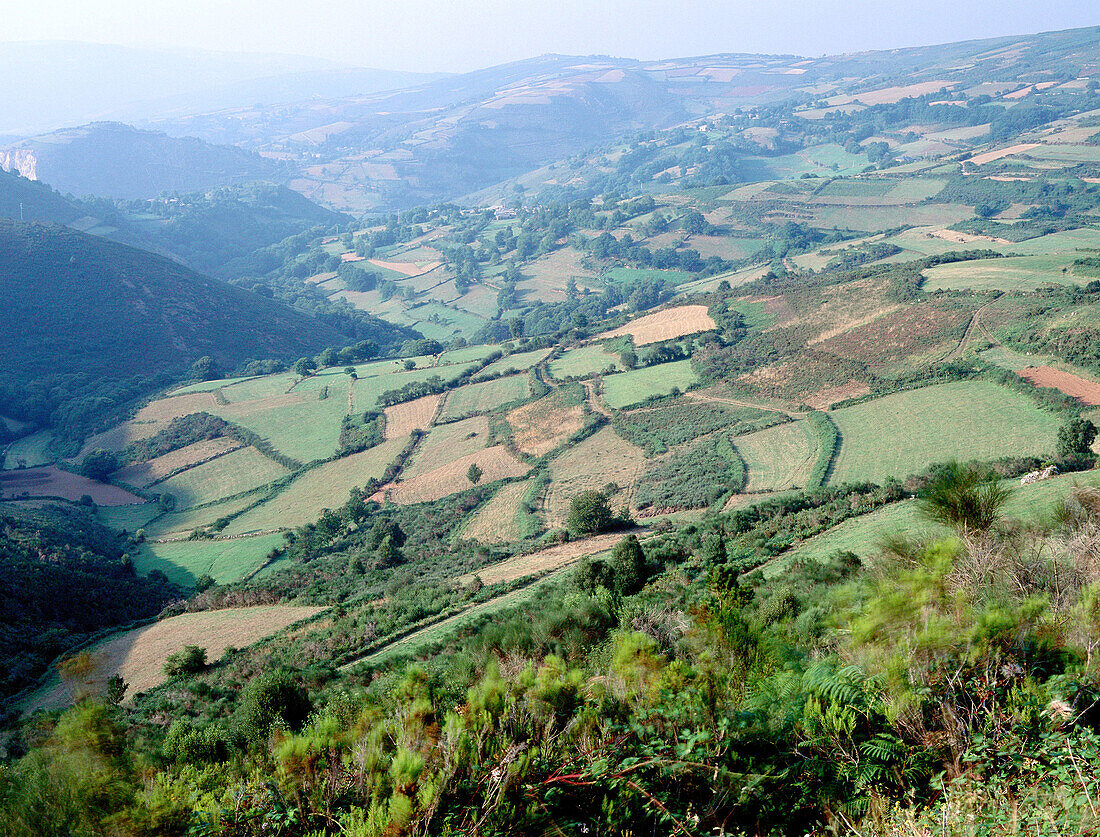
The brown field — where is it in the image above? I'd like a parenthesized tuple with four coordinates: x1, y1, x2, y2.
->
(111, 438, 243, 488)
(1018, 366, 1100, 406)
(402, 415, 489, 479)
(137, 393, 218, 423)
(544, 427, 647, 527)
(384, 394, 442, 440)
(456, 531, 629, 585)
(829, 81, 955, 106)
(803, 382, 872, 409)
(968, 144, 1040, 166)
(599, 304, 716, 345)
(22, 605, 323, 713)
(368, 259, 441, 276)
(931, 228, 1012, 245)
(0, 466, 144, 505)
(461, 479, 532, 543)
(390, 446, 530, 504)
(507, 395, 586, 456)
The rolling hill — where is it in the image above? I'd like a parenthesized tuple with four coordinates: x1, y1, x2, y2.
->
(0, 122, 285, 199)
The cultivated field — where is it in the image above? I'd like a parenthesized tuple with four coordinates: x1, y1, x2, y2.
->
(507, 391, 586, 456)
(600, 305, 716, 345)
(112, 438, 243, 489)
(736, 420, 819, 491)
(223, 438, 408, 534)
(134, 532, 288, 587)
(140, 493, 262, 540)
(923, 255, 1082, 292)
(456, 531, 626, 585)
(478, 348, 552, 377)
(212, 385, 350, 464)
(154, 447, 289, 509)
(402, 416, 489, 479)
(828, 381, 1062, 484)
(383, 394, 442, 440)
(602, 360, 699, 409)
(391, 446, 529, 504)
(967, 144, 1040, 166)
(460, 479, 532, 543)
(0, 466, 143, 505)
(1018, 366, 1100, 406)
(23, 605, 323, 712)
(544, 427, 647, 526)
(440, 375, 530, 421)
(549, 344, 624, 379)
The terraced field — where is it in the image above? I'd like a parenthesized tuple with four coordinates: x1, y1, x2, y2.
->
(549, 344, 624, 379)
(134, 532, 287, 587)
(544, 427, 647, 526)
(154, 447, 289, 509)
(461, 479, 534, 543)
(507, 389, 587, 457)
(112, 438, 243, 489)
(402, 416, 489, 479)
(391, 446, 529, 504)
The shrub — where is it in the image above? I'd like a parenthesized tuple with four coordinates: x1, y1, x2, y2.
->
(162, 645, 207, 678)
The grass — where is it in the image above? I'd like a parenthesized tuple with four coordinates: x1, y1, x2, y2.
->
(602, 360, 699, 409)
(828, 381, 1062, 484)
(154, 447, 289, 509)
(979, 346, 1057, 371)
(478, 348, 552, 377)
(462, 479, 533, 543)
(805, 203, 972, 232)
(922, 255, 1084, 292)
(602, 267, 696, 286)
(2, 430, 54, 469)
(403, 417, 489, 479)
(440, 376, 530, 421)
(1026, 145, 1100, 163)
(438, 345, 499, 365)
(549, 344, 624, 379)
(212, 383, 350, 464)
(219, 374, 296, 403)
(223, 438, 409, 534)
(352, 363, 476, 413)
(736, 420, 820, 492)
(141, 494, 265, 539)
(134, 532, 287, 587)
(168, 375, 259, 396)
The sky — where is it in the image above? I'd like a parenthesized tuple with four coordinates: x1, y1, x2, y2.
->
(3, 0, 1098, 72)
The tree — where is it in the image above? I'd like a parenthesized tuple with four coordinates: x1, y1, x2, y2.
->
(105, 674, 128, 705)
(467, 463, 483, 485)
(317, 347, 339, 368)
(294, 357, 316, 377)
(611, 534, 647, 595)
(344, 366, 358, 379)
(919, 460, 1011, 535)
(80, 449, 119, 481)
(236, 670, 311, 746)
(567, 490, 614, 535)
(620, 347, 637, 369)
(189, 355, 222, 382)
(163, 645, 207, 678)
(1057, 417, 1098, 461)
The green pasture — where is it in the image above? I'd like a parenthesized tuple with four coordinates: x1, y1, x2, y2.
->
(155, 447, 288, 509)
(602, 267, 696, 286)
(440, 376, 530, 421)
(736, 420, 819, 492)
(602, 360, 698, 409)
(922, 255, 1082, 292)
(549, 344, 624, 379)
(212, 385, 350, 464)
(219, 374, 296, 403)
(479, 348, 552, 377)
(141, 494, 267, 539)
(438, 345, 499, 365)
(828, 381, 1061, 484)
(169, 375, 258, 396)
(2, 430, 55, 469)
(352, 363, 476, 413)
(135, 532, 286, 587)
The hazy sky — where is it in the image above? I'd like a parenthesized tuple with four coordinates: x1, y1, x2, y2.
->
(5, 0, 1098, 72)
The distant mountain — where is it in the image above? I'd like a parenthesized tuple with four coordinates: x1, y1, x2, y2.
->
(153, 26, 1100, 213)
(0, 42, 439, 135)
(0, 219, 349, 389)
(0, 122, 286, 199)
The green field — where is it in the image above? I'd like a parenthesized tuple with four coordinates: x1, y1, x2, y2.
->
(352, 363, 476, 413)
(1026, 144, 1100, 163)
(736, 420, 819, 491)
(223, 438, 408, 535)
(219, 374, 297, 403)
(134, 532, 286, 587)
(169, 375, 258, 396)
(979, 346, 1056, 371)
(141, 494, 267, 539)
(438, 345, 499, 365)
(602, 360, 699, 409)
(213, 380, 350, 464)
(2, 430, 55, 469)
(549, 344, 624, 379)
(807, 203, 971, 232)
(828, 381, 1062, 484)
(440, 376, 530, 421)
(603, 267, 696, 286)
(478, 348, 552, 377)
(154, 447, 289, 509)
(922, 255, 1082, 291)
